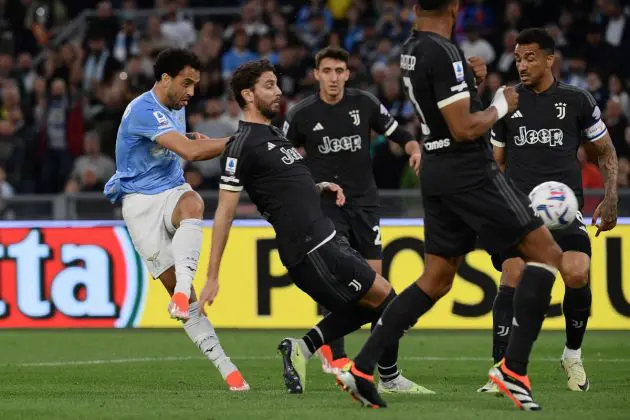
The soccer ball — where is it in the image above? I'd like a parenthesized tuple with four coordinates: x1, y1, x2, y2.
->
(528, 181, 578, 230)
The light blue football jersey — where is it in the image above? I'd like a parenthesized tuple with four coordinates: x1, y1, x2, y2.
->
(104, 89, 186, 203)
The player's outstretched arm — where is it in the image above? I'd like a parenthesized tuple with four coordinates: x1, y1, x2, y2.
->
(439, 86, 519, 142)
(156, 131, 228, 161)
(584, 133, 619, 236)
(198, 189, 240, 315)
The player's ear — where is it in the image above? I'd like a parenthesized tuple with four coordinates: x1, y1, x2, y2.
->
(241, 88, 254, 106)
(546, 53, 555, 70)
(161, 73, 171, 86)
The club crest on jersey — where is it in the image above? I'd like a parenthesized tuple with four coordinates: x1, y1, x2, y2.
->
(555, 102, 567, 120)
(280, 147, 303, 165)
(452, 61, 464, 82)
(349, 110, 360, 126)
(225, 157, 238, 175)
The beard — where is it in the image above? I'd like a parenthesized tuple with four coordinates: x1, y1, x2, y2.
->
(255, 95, 279, 119)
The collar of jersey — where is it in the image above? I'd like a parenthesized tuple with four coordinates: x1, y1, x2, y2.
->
(522, 79, 559, 96)
(149, 88, 174, 114)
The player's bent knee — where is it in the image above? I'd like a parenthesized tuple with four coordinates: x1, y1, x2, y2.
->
(519, 226, 563, 269)
(178, 191, 205, 219)
(500, 258, 525, 288)
(561, 254, 590, 288)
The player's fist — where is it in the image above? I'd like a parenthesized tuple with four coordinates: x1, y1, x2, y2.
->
(467, 56, 487, 85)
(503, 86, 519, 114)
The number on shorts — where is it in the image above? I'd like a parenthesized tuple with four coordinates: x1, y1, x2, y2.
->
(373, 225, 382, 246)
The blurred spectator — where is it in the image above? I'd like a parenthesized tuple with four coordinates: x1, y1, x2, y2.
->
(605, 96, 630, 159)
(298, 12, 329, 52)
(64, 131, 115, 193)
(578, 145, 604, 214)
(609, 74, 630, 118)
(587, 71, 609, 110)
(224, 1, 270, 40)
(344, 6, 364, 52)
(599, 0, 630, 48)
(222, 30, 258, 80)
(376, 2, 404, 42)
(0, 166, 14, 197)
(564, 57, 589, 90)
(460, 23, 496, 65)
(83, 32, 122, 91)
(296, 0, 333, 32)
(190, 99, 235, 187)
(15, 52, 36, 94)
(380, 77, 414, 124)
(113, 17, 141, 63)
(145, 16, 169, 53)
(495, 30, 519, 83)
(124, 55, 152, 95)
(257, 35, 279, 65)
(40, 78, 74, 193)
(219, 99, 243, 132)
(456, 0, 495, 42)
(480, 72, 502, 106)
(86, 0, 119, 49)
(161, 1, 196, 48)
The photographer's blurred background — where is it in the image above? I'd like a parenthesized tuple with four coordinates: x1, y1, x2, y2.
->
(0, 0, 629, 219)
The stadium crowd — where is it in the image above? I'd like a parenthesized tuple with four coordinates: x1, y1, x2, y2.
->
(0, 0, 629, 199)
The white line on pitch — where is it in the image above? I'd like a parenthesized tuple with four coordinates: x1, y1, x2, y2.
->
(4, 355, 630, 368)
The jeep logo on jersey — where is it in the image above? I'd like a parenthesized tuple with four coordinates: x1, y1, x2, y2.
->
(349, 110, 360, 126)
(280, 147, 303, 165)
(0, 227, 146, 328)
(514, 126, 564, 147)
(318, 135, 362, 154)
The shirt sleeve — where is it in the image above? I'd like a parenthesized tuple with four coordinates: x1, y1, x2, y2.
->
(432, 45, 471, 109)
(283, 107, 306, 147)
(578, 91, 608, 142)
(490, 119, 506, 147)
(128, 107, 176, 141)
(219, 141, 246, 192)
(362, 90, 400, 137)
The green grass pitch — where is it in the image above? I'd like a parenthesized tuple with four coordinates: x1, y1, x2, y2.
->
(1, 330, 628, 419)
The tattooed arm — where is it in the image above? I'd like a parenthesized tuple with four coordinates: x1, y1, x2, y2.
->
(583, 133, 619, 236)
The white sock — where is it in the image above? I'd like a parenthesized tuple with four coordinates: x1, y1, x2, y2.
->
(172, 219, 203, 298)
(562, 346, 582, 360)
(183, 301, 238, 379)
(298, 339, 313, 360)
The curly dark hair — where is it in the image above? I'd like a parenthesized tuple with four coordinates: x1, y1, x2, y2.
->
(230, 59, 277, 109)
(516, 28, 556, 55)
(153, 48, 202, 82)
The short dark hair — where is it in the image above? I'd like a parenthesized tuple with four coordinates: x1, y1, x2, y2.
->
(230, 59, 276, 109)
(315, 46, 350, 68)
(153, 48, 202, 82)
(416, 0, 455, 11)
(515, 28, 555, 55)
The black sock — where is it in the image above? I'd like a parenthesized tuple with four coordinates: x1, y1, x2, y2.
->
(493, 285, 515, 363)
(374, 291, 400, 381)
(354, 284, 434, 375)
(505, 264, 555, 376)
(563, 284, 591, 350)
(320, 307, 347, 359)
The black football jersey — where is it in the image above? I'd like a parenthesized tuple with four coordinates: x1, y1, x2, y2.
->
(400, 30, 494, 195)
(491, 81, 608, 209)
(219, 121, 335, 267)
(283, 88, 401, 207)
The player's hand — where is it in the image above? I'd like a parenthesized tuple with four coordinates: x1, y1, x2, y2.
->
(408, 152, 421, 175)
(319, 182, 346, 206)
(467, 56, 487, 84)
(186, 132, 210, 141)
(591, 196, 618, 237)
(198, 278, 219, 316)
